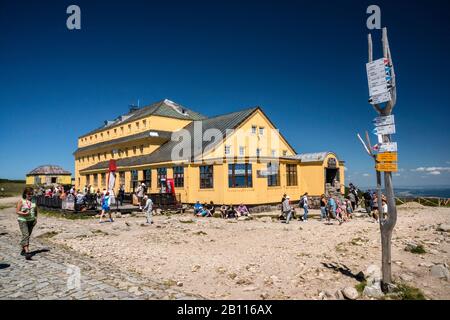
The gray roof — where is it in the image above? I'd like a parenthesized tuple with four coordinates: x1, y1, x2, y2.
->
(28, 165, 71, 176)
(74, 130, 172, 154)
(80, 107, 260, 172)
(289, 152, 339, 163)
(80, 99, 207, 138)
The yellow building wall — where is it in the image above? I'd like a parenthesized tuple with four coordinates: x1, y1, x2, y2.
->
(203, 109, 295, 160)
(298, 153, 345, 196)
(26, 175, 72, 186)
(77, 115, 191, 148)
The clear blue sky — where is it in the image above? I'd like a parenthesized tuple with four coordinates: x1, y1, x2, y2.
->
(1, 0, 449, 187)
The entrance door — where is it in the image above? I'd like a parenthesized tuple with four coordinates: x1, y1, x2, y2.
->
(325, 168, 340, 188)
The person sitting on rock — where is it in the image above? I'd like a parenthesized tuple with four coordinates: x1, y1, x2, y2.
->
(226, 205, 237, 219)
(205, 201, 215, 216)
(236, 203, 249, 217)
(220, 204, 228, 218)
(193, 201, 203, 216)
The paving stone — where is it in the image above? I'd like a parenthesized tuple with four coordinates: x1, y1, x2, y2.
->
(0, 230, 200, 300)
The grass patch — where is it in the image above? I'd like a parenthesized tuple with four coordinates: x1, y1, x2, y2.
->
(92, 229, 109, 235)
(163, 279, 177, 287)
(0, 180, 25, 197)
(351, 237, 369, 246)
(406, 244, 426, 254)
(335, 242, 348, 252)
(390, 283, 426, 300)
(179, 219, 194, 223)
(355, 280, 367, 294)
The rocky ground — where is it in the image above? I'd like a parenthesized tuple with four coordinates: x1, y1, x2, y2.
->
(1, 197, 449, 300)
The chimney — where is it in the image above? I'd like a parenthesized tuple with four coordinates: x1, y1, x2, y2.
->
(129, 104, 139, 113)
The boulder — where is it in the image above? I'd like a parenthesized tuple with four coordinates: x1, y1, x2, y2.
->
(342, 287, 359, 300)
(430, 264, 450, 281)
(334, 290, 345, 300)
(363, 283, 384, 298)
(437, 224, 450, 232)
(365, 264, 382, 284)
(399, 274, 413, 282)
(237, 216, 251, 221)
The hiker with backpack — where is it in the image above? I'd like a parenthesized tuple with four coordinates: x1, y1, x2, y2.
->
(299, 193, 309, 222)
(282, 195, 295, 224)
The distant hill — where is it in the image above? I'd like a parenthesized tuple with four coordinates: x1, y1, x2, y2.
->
(0, 179, 25, 197)
(0, 179, 25, 184)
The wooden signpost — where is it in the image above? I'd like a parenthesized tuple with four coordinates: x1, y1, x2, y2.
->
(358, 27, 398, 293)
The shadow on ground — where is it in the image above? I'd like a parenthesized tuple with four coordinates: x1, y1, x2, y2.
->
(322, 262, 365, 281)
(29, 248, 50, 257)
(0, 263, 10, 270)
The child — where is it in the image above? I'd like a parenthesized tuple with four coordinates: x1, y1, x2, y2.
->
(99, 192, 113, 223)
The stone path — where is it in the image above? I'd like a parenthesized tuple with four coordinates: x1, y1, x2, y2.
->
(0, 228, 200, 300)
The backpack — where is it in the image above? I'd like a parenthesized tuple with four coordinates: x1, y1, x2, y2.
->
(299, 198, 305, 207)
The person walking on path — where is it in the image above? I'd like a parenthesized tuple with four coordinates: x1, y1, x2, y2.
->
(282, 195, 294, 224)
(136, 183, 146, 210)
(143, 195, 154, 224)
(118, 184, 125, 207)
(348, 192, 356, 212)
(16, 187, 38, 260)
(300, 193, 309, 221)
(99, 192, 113, 223)
(320, 194, 328, 221)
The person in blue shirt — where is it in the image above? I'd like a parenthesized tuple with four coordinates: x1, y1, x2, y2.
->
(193, 201, 203, 216)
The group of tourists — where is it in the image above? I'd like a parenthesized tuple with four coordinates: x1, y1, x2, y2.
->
(192, 201, 250, 219)
(362, 189, 388, 223)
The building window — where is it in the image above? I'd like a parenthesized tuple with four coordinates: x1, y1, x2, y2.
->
(128, 124, 132, 132)
(224, 145, 231, 155)
(133, 146, 137, 155)
(136, 122, 139, 129)
(271, 149, 276, 157)
(93, 174, 98, 187)
(173, 166, 184, 188)
(114, 128, 117, 135)
(239, 146, 245, 157)
(140, 145, 144, 154)
(143, 120, 147, 128)
(119, 172, 125, 186)
(200, 165, 214, 189)
(101, 173, 106, 187)
(267, 163, 280, 187)
(228, 163, 252, 188)
(256, 148, 262, 157)
(282, 150, 288, 156)
(101, 133, 103, 139)
(157, 168, 167, 188)
(251, 125, 257, 134)
(51, 177, 57, 184)
(143, 169, 151, 189)
(259, 127, 265, 135)
(97, 153, 101, 161)
(107, 131, 110, 137)
(286, 164, 298, 186)
(131, 170, 138, 191)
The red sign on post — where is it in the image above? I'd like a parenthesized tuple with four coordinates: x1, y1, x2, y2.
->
(109, 159, 117, 172)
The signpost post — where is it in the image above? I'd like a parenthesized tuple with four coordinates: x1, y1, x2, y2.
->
(358, 27, 398, 293)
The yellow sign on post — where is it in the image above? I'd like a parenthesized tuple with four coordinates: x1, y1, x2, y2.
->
(377, 152, 398, 162)
(376, 162, 398, 172)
